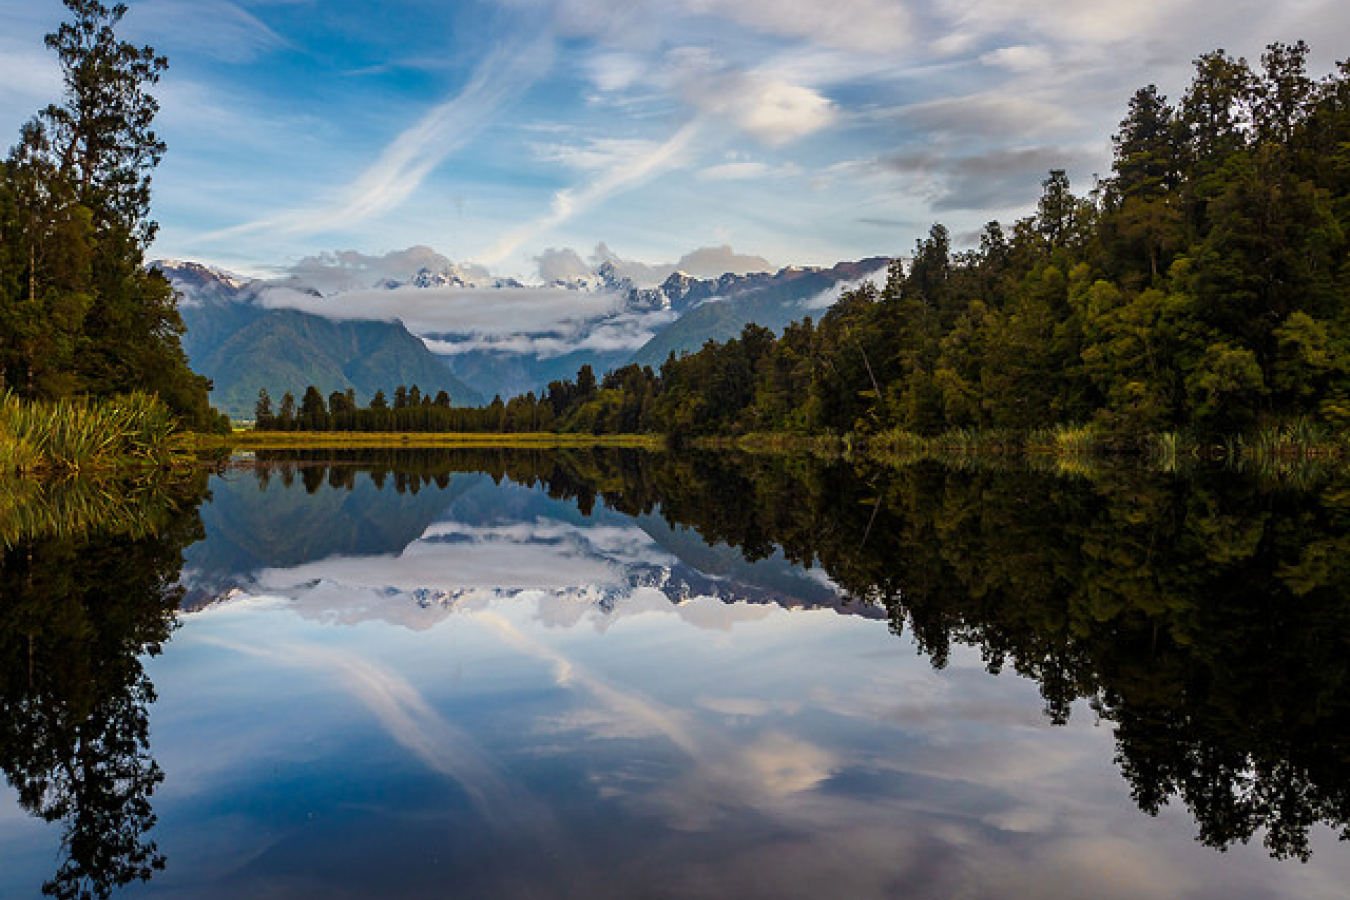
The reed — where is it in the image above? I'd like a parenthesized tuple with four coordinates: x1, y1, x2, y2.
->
(0, 391, 186, 473)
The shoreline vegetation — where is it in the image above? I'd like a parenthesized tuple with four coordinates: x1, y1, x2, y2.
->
(246, 45, 1350, 464)
(0, 392, 190, 474)
(2, 388, 1345, 479)
(204, 430, 664, 450)
(0, 469, 204, 546)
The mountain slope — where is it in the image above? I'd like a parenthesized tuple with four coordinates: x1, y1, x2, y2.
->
(629, 258, 889, 368)
(160, 263, 484, 418)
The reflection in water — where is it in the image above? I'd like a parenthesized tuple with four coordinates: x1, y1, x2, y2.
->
(2, 449, 1349, 897)
(183, 447, 1350, 863)
(0, 474, 208, 899)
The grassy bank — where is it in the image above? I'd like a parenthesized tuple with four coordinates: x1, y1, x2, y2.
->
(187, 422, 1350, 472)
(0, 392, 190, 474)
(197, 430, 664, 451)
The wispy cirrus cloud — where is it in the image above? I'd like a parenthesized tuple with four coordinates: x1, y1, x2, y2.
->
(477, 119, 701, 267)
(197, 39, 552, 243)
(126, 0, 290, 63)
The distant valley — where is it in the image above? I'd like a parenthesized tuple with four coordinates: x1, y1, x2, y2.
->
(159, 255, 889, 419)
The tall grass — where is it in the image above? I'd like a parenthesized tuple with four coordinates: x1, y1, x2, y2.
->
(0, 391, 186, 473)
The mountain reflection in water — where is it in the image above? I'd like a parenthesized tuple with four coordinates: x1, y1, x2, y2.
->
(1, 448, 1348, 899)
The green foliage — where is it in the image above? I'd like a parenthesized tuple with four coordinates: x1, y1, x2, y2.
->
(253, 41, 1350, 447)
(0, 1, 222, 430)
(0, 391, 186, 473)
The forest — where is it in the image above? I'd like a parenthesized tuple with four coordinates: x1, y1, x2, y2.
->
(264, 42, 1350, 446)
(0, 1, 225, 434)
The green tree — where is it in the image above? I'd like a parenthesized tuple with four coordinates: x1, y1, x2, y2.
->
(254, 388, 273, 427)
(277, 390, 296, 431)
(0, 0, 218, 427)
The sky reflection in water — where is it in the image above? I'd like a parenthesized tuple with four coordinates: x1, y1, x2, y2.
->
(2, 458, 1348, 899)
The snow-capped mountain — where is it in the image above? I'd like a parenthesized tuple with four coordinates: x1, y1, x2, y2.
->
(149, 259, 252, 304)
(157, 252, 892, 412)
(154, 261, 483, 419)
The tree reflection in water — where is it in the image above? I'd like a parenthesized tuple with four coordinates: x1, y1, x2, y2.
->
(3, 449, 1349, 900)
(252, 447, 1350, 862)
(0, 474, 207, 899)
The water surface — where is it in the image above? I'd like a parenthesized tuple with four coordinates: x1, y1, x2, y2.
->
(1, 449, 1347, 898)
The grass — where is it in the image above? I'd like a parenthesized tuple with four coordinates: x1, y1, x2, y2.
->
(196, 430, 665, 451)
(0, 391, 189, 474)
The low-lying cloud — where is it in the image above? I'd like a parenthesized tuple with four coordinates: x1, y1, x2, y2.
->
(422, 310, 677, 358)
(251, 243, 769, 360)
(800, 270, 888, 310)
(257, 283, 626, 337)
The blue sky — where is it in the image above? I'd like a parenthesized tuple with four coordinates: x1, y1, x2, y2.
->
(1, 0, 1347, 282)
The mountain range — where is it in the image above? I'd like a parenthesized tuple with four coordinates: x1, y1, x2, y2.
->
(157, 255, 890, 419)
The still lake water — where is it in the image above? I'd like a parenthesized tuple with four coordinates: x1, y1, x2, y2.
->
(1, 448, 1348, 898)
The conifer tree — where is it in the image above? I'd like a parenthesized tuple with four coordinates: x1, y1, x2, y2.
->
(0, 0, 220, 428)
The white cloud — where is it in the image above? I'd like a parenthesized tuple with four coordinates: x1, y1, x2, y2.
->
(979, 44, 1053, 72)
(676, 57, 836, 146)
(683, 0, 914, 52)
(200, 39, 552, 242)
(697, 161, 771, 181)
(201, 635, 547, 833)
(585, 52, 648, 92)
(532, 136, 677, 172)
(583, 242, 776, 285)
(478, 120, 701, 267)
(126, 0, 289, 63)
(800, 271, 886, 310)
(422, 309, 676, 358)
(257, 283, 625, 337)
(283, 246, 474, 293)
(535, 247, 592, 282)
(674, 245, 774, 277)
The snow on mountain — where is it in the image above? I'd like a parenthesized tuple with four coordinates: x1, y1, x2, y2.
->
(155, 252, 894, 406)
(150, 259, 254, 305)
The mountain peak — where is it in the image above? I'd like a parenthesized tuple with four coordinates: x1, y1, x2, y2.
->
(151, 259, 253, 306)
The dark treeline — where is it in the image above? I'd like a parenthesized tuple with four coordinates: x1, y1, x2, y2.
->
(272, 43, 1350, 442)
(0, 1, 226, 432)
(252, 380, 573, 432)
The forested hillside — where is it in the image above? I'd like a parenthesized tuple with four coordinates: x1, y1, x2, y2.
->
(636, 42, 1350, 441)
(503, 43, 1350, 443)
(253, 42, 1350, 443)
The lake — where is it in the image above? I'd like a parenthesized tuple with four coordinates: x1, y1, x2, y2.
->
(1, 448, 1347, 899)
